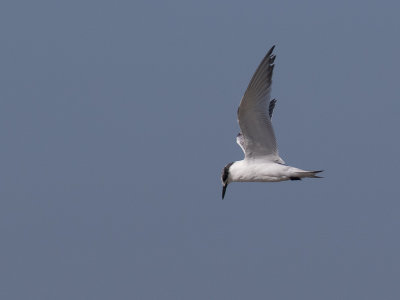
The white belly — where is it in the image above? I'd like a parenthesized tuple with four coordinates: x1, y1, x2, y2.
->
(229, 160, 292, 182)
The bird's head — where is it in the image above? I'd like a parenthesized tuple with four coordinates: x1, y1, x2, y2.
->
(221, 162, 234, 199)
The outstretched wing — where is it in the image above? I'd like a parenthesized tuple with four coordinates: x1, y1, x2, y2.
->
(237, 46, 283, 162)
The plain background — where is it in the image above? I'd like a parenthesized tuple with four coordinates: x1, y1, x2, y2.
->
(1, 0, 400, 299)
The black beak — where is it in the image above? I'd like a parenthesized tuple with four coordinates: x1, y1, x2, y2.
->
(222, 183, 228, 199)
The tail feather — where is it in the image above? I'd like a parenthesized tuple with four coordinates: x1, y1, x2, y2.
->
(297, 170, 324, 179)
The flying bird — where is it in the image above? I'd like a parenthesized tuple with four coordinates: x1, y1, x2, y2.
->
(221, 46, 323, 199)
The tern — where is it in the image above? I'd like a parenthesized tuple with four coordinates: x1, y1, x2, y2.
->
(221, 46, 323, 199)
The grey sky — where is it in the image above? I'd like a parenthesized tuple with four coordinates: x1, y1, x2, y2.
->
(1, 0, 400, 299)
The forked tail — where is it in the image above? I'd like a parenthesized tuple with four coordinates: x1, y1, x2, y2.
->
(298, 170, 324, 179)
(290, 170, 324, 180)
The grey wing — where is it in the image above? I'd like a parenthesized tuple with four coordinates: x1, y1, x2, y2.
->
(236, 98, 277, 154)
(237, 46, 283, 162)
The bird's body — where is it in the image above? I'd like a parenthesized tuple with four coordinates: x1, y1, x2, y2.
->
(228, 160, 320, 183)
(221, 46, 322, 199)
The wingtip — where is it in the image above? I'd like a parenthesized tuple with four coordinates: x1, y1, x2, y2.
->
(267, 45, 276, 56)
